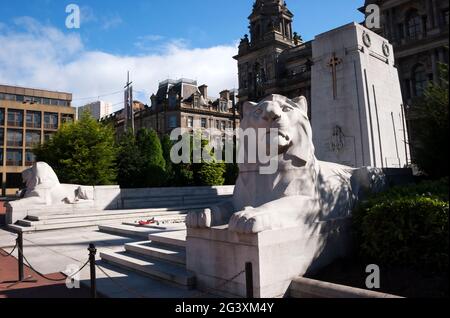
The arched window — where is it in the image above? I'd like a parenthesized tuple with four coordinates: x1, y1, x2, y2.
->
(412, 64, 427, 97)
(407, 12, 421, 39)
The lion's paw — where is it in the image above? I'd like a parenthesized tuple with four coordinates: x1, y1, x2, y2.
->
(228, 209, 279, 234)
(186, 208, 212, 229)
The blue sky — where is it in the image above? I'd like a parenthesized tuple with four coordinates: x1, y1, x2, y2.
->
(0, 0, 364, 109)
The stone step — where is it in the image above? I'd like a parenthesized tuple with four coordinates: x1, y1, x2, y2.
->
(149, 230, 187, 248)
(122, 197, 228, 209)
(98, 224, 176, 239)
(125, 241, 186, 265)
(9, 215, 185, 233)
(20, 210, 188, 227)
(8, 222, 99, 233)
(27, 205, 205, 221)
(100, 250, 195, 288)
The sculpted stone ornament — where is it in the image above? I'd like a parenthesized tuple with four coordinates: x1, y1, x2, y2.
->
(17, 162, 92, 206)
(186, 94, 385, 234)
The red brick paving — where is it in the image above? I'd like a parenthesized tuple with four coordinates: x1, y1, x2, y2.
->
(0, 248, 91, 298)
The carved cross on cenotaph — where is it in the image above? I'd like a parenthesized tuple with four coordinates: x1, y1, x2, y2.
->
(327, 53, 342, 100)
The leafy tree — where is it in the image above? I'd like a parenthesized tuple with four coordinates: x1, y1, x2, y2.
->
(160, 134, 175, 185)
(136, 128, 167, 187)
(192, 136, 225, 186)
(409, 63, 449, 178)
(117, 130, 142, 188)
(34, 110, 117, 185)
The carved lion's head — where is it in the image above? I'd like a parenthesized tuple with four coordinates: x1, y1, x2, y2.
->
(240, 94, 315, 168)
(23, 162, 61, 190)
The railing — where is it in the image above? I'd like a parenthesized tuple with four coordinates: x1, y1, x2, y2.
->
(6, 160, 22, 166)
(7, 141, 23, 147)
(26, 122, 42, 129)
(44, 123, 58, 130)
(7, 121, 23, 128)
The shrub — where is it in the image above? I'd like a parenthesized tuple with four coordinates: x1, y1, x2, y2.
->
(353, 179, 449, 271)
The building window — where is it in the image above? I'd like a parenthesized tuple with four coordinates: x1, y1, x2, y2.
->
(407, 13, 422, 40)
(193, 96, 200, 108)
(44, 132, 55, 142)
(168, 115, 177, 129)
(0, 129, 4, 146)
(403, 79, 412, 100)
(44, 112, 58, 129)
(6, 149, 22, 166)
(25, 150, 36, 166)
(26, 111, 42, 129)
(0, 94, 15, 101)
(61, 114, 74, 124)
(201, 118, 207, 129)
(7, 109, 23, 127)
(216, 120, 220, 129)
(0, 148, 3, 165)
(26, 131, 41, 147)
(0, 108, 4, 126)
(187, 116, 194, 128)
(169, 94, 177, 109)
(413, 64, 428, 97)
(220, 121, 226, 131)
(7, 129, 23, 147)
(443, 10, 449, 25)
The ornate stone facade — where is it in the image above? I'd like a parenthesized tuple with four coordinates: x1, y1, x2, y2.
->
(234, 0, 313, 118)
(104, 79, 240, 140)
(361, 0, 449, 104)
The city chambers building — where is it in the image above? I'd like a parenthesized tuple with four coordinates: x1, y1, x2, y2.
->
(0, 85, 76, 195)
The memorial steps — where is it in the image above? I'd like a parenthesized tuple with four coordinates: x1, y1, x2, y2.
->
(98, 226, 195, 289)
(7, 206, 201, 233)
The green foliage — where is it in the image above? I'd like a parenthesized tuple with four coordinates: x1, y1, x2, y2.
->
(137, 128, 166, 187)
(34, 110, 117, 185)
(410, 63, 449, 178)
(116, 128, 166, 188)
(116, 130, 141, 188)
(353, 179, 449, 271)
(161, 134, 194, 186)
(191, 136, 225, 186)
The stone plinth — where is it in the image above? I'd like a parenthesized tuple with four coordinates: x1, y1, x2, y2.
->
(186, 217, 352, 298)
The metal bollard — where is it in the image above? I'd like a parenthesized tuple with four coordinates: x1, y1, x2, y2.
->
(17, 232, 24, 281)
(245, 262, 253, 298)
(88, 243, 97, 298)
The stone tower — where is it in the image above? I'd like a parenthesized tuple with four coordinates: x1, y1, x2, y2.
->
(234, 0, 303, 105)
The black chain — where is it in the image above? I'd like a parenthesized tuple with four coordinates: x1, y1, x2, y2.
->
(95, 264, 147, 298)
(19, 246, 90, 282)
(0, 239, 18, 257)
(190, 269, 246, 298)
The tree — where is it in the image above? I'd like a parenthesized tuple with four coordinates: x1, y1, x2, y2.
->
(117, 130, 142, 188)
(192, 136, 225, 186)
(160, 134, 175, 185)
(136, 128, 167, 187)
(34, 110, 117, 185)
(409, 63, 449, 178)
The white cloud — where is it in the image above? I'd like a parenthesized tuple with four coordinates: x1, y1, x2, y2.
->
(0, 17, 238, 112)
(101, 14, 123, 30)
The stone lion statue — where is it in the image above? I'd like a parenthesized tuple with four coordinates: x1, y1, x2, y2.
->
(186, 94, 385, 234)
(18, 162, 91, 206)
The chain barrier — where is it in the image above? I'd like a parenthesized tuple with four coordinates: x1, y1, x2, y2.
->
(189, 269, 246, 298)
(0, 239, 18, 257)
(95, 263, 147, 298)
(18, 245, 90, 282)
(3, 232, 252, 298)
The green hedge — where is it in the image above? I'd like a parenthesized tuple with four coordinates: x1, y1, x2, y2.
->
(353, 179, 449, 271)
